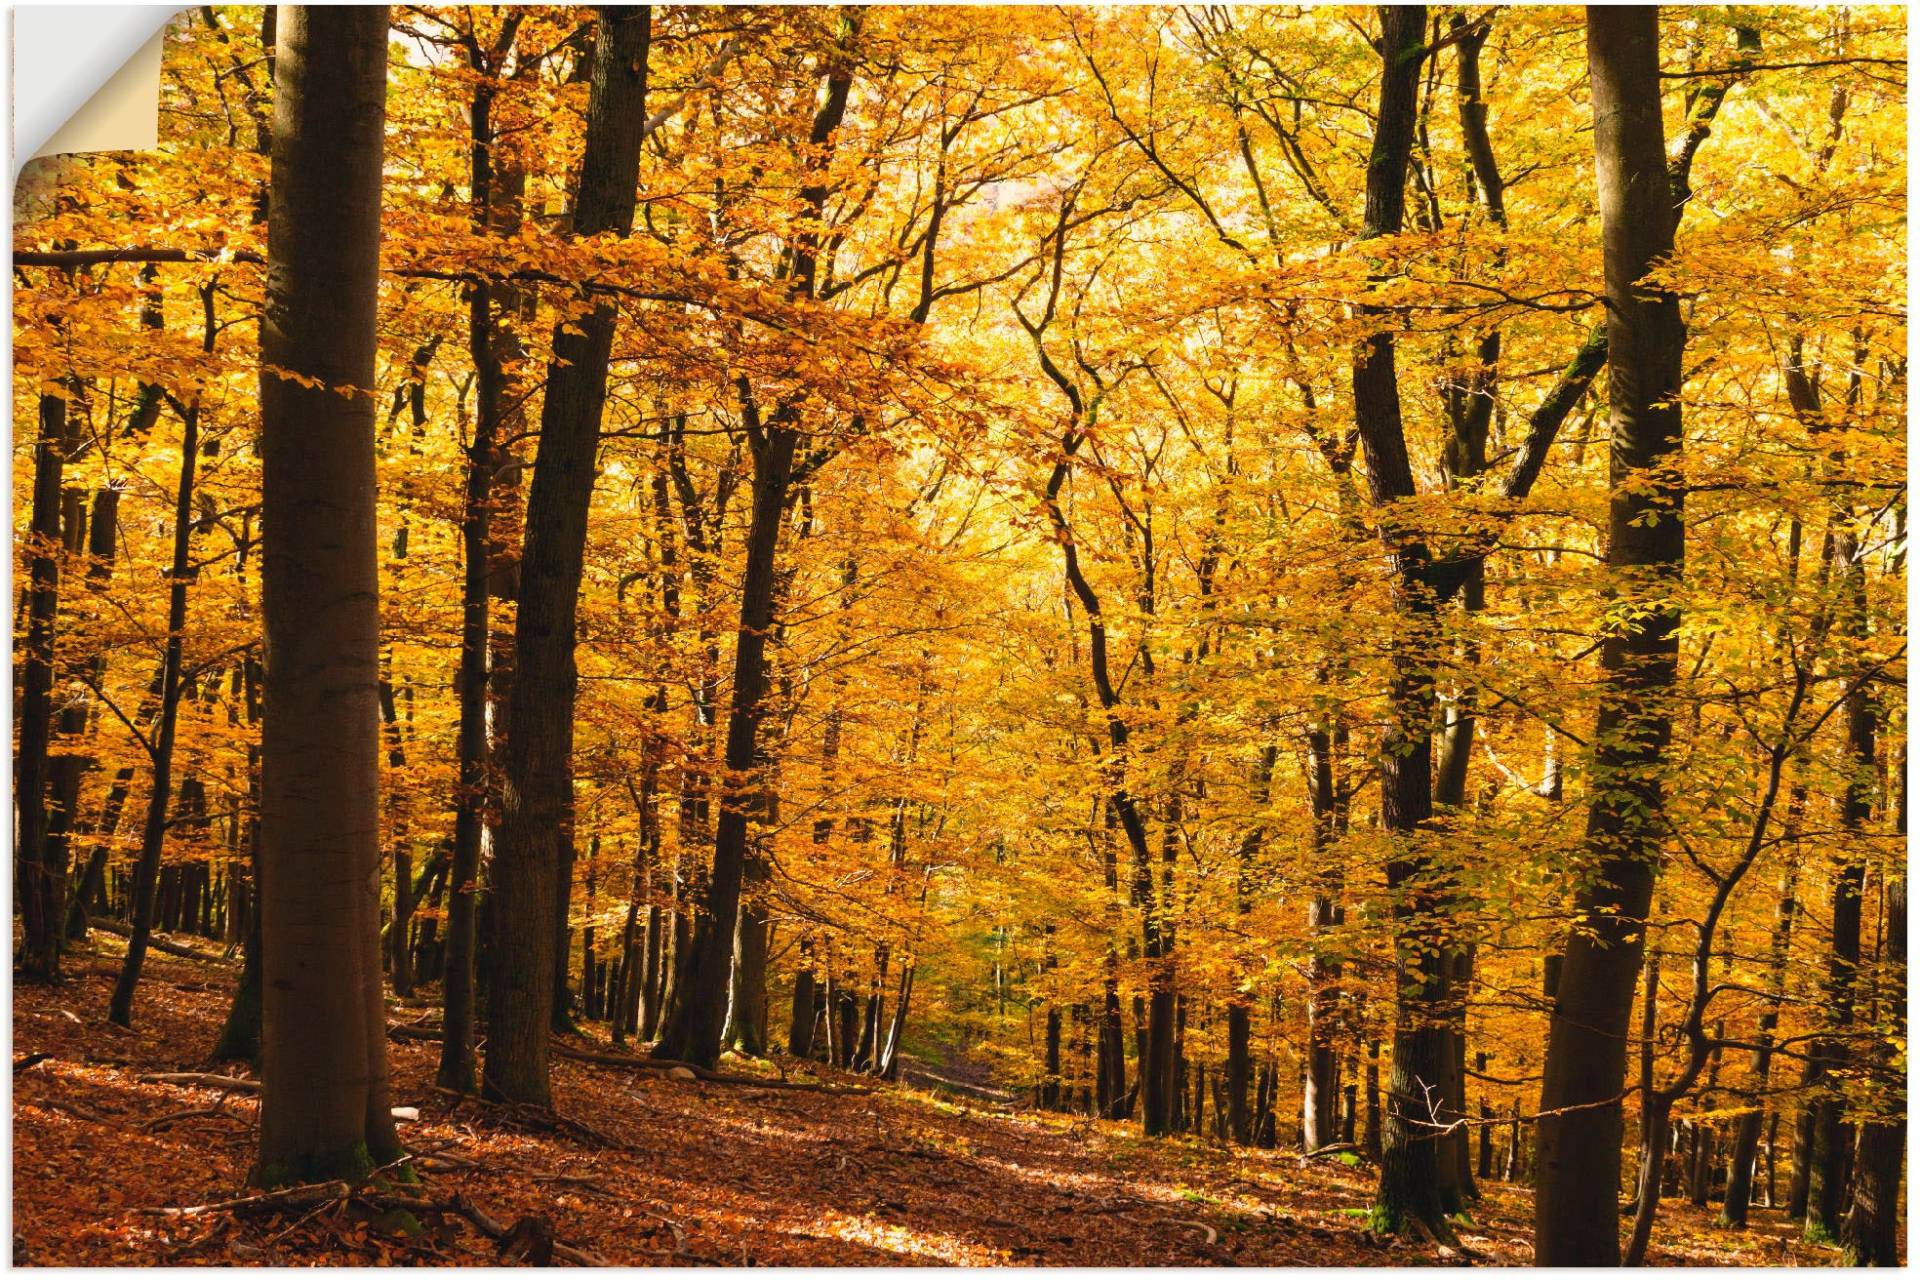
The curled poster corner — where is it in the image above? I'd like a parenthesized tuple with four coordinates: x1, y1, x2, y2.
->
(13, 6, 178, 178)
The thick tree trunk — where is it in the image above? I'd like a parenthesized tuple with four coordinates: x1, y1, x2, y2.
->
(1534, 8, 1687, 1264)
(486, 5, 650, 1105)
(725, 852, 772, 1056)
(255, 4, 399, 1183)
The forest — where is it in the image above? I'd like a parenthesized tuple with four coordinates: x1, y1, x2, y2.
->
(10, 2, 1907, 1268)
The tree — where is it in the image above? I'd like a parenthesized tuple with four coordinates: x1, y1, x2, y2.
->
(1533, 7, 1689, 1263)
(486, 5, 651, 1106)
(255, 3, 400, 1184)
(652, 13, 858, 1070)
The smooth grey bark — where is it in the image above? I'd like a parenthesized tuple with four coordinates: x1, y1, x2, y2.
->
(1532, 8, 1688, 1263)
(255, 3, 399, 1182)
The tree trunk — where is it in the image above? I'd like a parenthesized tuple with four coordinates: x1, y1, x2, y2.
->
(1842, 872, 1904, 1265)
(255, 4, 399, 1183)
(108, 285, 215, 1028)
(1535, 8, 1687, 1264)
(653, 32, 854, 1069)
(1722, 858, 1800, 1227)
(1346, 5, 1459, 1236)
(1807, 524, 1875, 1243)
(60, 487, 122, 946)
(1303, 724, 1344, 1152)
(486, 5, 650, 1105)
(1227, 1000, 1252, 1144)
(787, 938, 817, 1058)
(877, 961, 913, 1081)
(16, 359, 81, 982)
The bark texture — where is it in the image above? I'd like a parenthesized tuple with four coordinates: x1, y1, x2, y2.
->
(486, 5, 650, 1104)
(256, 3, 400, 1183)
(1534, 7, 1687, 1263)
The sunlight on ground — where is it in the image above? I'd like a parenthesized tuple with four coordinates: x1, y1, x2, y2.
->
(807, 1209, 1002, 1265)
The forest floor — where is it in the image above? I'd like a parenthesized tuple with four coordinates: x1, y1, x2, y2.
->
(14, 944, 1858, 1266)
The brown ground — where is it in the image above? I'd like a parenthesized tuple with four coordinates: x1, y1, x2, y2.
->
(13, 944, 1861, 1266)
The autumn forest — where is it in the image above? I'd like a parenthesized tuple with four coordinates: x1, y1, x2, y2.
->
(10, 3, 1907, 1267)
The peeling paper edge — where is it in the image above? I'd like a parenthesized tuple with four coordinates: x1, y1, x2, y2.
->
(12, 5, 179, 183)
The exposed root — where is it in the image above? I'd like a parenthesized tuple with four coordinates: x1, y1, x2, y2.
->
(141, 1180, 607, 1266)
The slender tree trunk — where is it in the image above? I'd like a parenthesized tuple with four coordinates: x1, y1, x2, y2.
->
(877, 960, 913, 1081)
(438, 61, 512, 1079)
(255, 4, 399, 1183)
(1346, 5, 1460, 1237)
(1807, 525, 1875, 1243)
(1303, 725, 1343, 1152)
(653, 30, 854, 1070)
(1843, 867, 1904, 1265)
(61, 488, 122, 945)
(108, 283, 216, 1027)
(1534, 9, 1688, 1263)
(486, 5, 650, 1105)
(16, 362, 81, 982)
(1722, 863, 1799, 1226)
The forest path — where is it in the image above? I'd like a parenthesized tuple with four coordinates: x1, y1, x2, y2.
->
(15, 947, 1842, 1266)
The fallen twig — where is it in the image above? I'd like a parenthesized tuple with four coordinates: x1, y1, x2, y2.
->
(85, 917, 234, 963)
(138, 1072, 262, 1094)
(549, 1041, 874, 1094)
(144, 1106, 245, 1132)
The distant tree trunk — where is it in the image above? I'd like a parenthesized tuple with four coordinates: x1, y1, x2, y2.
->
(1303, 724, 1343, 1152)
(1806, 523, 1875, 1243)
(1363, 1039, 1382, 1160)
(1722, 858, 1799, 1226)
(108, 284, 214, 1028)
(211, 653, 264, 1064)
(787, 938, 817, 1058)
(41, 489, 92, 966)
(1044, 1004, 1064, 1109)
(486, 5, 650, 1105)
(1842, 866, 1904, 1265)
(1534, 9, 1688, 1264)
(1227, 1001, 1252, 1144)
(835, 973, 860, 1068)
(16, 353, 82, 982)
(61, 487, 122, 945)
(255, 4, 399, 1183)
